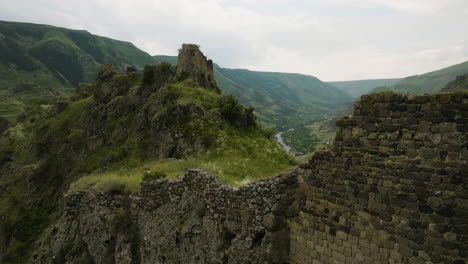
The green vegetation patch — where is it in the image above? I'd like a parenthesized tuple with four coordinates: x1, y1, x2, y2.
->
(71, 126, 296, 192)
(282, 126, 321, 155)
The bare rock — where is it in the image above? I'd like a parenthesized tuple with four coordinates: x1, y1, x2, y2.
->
(176, 44, 219, 92)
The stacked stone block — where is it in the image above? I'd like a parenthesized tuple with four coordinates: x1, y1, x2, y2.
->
(290, 92, 468, 264)
(32, 91, 467, 264)
(33, 169, 299, 263)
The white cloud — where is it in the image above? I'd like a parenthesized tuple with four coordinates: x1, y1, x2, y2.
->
(1, 0, 467, 80)
(324, 0, 465, 14)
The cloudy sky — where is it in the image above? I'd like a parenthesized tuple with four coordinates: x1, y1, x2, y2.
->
(1, 0, 468, 81)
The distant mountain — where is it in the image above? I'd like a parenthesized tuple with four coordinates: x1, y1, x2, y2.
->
(0, 20, 154, 100)
(152, 55, 353, 130)
(155, 56, 355, 154)
(0, 45, 295, 263)
(0, 20, 353, 154)
(153, 55, 178, 66)
(328, 78, 401, 98)
(369, 60, 468, 94)
(441, 73, 468, 92)
(215, 67, 353, 128)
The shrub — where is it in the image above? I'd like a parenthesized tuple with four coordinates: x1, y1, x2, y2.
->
(101, 181, 128, 195)
(245, 106, 256, 127)
(142, 171, 166, 181)
(218, 95, 243, 123)
(3, 240, 28, 262)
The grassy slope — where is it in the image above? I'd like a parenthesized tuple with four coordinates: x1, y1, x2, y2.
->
(441, 73, 468, 92)
(328, 78, 402, 98)
(0, 69, 295, 262)
(152, 55, 353, 154)
(153, 55, 178, 66)
(369, 60, 468, 94)
(215, 67, 353, 128)
(0, 20, 155, 120)
(0, 20, 352, 155)
(153, 55, 353, 129)
(0, 97, 24, 122)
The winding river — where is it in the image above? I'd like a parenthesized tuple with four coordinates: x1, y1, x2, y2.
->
(275, 132, 292, 153)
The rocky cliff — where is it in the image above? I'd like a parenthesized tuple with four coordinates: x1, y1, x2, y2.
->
(442, 73, 468, 92)
(176, 44, 218, 91)
(1, 44, 288, 263)
(33, 169, 299, 263)
(29, 91, 468, 264)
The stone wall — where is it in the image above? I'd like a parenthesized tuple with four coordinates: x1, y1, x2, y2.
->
(31, 91, 468, 264)
(33, 169, 299, 264)
(290, 92, 468, 264)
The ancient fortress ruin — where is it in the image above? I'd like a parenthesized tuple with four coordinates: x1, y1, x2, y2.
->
(32, 46, 467, 264)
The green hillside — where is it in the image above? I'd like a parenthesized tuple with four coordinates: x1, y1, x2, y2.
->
(154, 55, 352, 128)
(0, 58, 295, 262)
(0, 97, 23, 122)
(153, 55, 353, 154)
(328, 78, 401, 97)
(369, 60, 468, 94)
(214, 67, 353, 129)
(0, 20, 353, 155)
(153, 55, 178, 65)
(0, 20, 154, 108)
(441, 73, 468, 92)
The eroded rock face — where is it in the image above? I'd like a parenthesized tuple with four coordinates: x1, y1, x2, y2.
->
(140, 62, 174, 98)
(96, 64, 116, 82)
(33, 169, 299, 264)
(176, 44, 219, 91)
(441, 73, 468, 92)
(75, 83, 94, 99)
(30, 91, 468, 264)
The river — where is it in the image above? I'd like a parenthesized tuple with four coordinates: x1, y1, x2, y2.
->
(275, 132, 292, 153)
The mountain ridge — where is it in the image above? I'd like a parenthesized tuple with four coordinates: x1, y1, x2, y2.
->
(328, 78, 402, 97)
(153, 55, 353, 130)
(0, 45, 295, 262)
(0, 20, 354, 154)
(369, 60, 468, 94)
(0, 21, 352, 133)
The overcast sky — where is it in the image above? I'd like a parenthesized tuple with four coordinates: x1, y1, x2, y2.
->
(1, 0, 468, 81)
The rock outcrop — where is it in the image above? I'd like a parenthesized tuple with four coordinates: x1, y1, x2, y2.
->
(31, 91, 468, 264)
(33, 169, 299, 264)
(0, 43, 276, 263)
(76, 83, 95, 99)
(176, 44, 218, 91)
(441, 73, 468, 92)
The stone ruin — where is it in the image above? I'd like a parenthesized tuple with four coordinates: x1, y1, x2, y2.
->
(176, 44, 219, 91)
(33, 91, 467, 262)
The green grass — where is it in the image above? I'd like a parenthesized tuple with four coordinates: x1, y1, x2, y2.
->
(214, 66, 353, 129)
(369, 60, 468, 94)
(153, 56, 353, 154)
(170, 79, 221, 109)
(328, 78, 402, 98)
(0, 20, 354, 155)
(282, 126, 321, 155)
(70, 126, 296, 193)
(0, 63, 298, 263)
(0, 20, 156, 116)
(0, 98, 24, 121)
